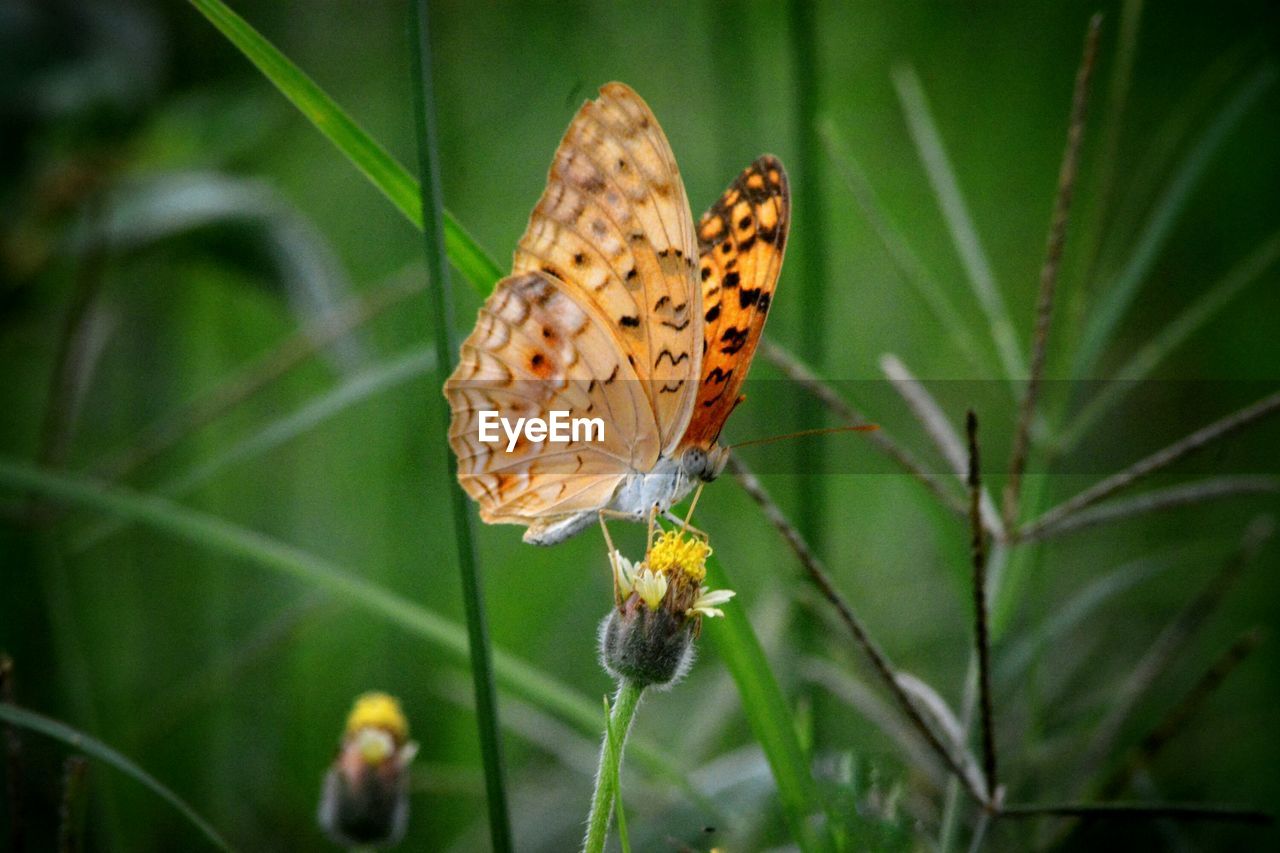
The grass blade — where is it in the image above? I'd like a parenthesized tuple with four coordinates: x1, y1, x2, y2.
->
(0, 704, 233, 852)
(786, 0, 833, 552)
(186, 0, 503, 295)
(0, 459, 690, 788)
(1018, 390, 1280, 541)
(1019, 476, 1280, 543)
(407, 3, 511, 848)
(1072, 62, 1277, 376)
(1060, 228, 1280, 450)
(880, 354, 1003, 540)
(818, 120, 987, 373)
(75, 347, 438, 552)
(704, 556, 835, 852)
(892, 64, 1026, 383)
(1073, 0, 1145, 297)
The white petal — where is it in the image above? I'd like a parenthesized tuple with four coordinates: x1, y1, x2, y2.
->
(695, 588, 736, 608)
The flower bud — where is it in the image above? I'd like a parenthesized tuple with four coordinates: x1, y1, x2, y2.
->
(599, 594, 695, 687)
(318, 692, 418, 848)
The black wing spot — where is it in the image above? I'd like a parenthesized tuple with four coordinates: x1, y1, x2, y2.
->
(738, 215, 752, 229)
(700, 265, 712, 281)
(604, 365, 619, 385)
(620, 315, 641, 328)
(625, 267, 638, 282)
(705, 366, 734, 385)
(705, 304, 721, 324)
(573, 252, 586, 266)
(654, 295, 670, 310)
(737, 235, 757, 253)
(720, 327, 748, 355)
(661, 318, 690, 331)
(722, 271, 740, 289)
(655, 349, 690, 367)
(738, 287, 761, 309)
(659, 381, 683, 393)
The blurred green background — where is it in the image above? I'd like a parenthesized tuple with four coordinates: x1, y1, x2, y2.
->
(2, 1, 1279, 850)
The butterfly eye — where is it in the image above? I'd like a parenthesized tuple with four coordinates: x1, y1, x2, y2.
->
(680, 447, 710, 480)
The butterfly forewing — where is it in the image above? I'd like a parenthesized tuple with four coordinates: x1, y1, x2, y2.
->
(680, 156, 790, 450)
(446, 271, 657, 525)
(512, 83, 701, 454)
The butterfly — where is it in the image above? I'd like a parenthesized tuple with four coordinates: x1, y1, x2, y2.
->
(444, 82, 789, 545)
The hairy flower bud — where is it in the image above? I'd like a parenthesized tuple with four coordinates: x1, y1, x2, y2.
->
(599, 594, 695, 687)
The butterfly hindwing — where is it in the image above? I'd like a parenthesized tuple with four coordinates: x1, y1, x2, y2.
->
(513, 83, 702, 454)
(445, 271, 659, 526)
(680, 156, 790, 450)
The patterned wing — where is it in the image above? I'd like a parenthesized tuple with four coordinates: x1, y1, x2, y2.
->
(513, 82, 701, 454)
(680, 156, 790, 450)
(444, 271, 659, 527)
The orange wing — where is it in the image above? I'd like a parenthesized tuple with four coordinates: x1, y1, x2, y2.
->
(679, 156, 790, 450)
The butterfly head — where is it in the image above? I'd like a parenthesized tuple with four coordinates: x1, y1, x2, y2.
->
(680, 444, 729, 483)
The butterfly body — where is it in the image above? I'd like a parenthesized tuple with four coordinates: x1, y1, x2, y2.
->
(445, 83, 788, 545)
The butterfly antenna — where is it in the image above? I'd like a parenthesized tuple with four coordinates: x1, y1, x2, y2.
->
(729, 423, 879, 451)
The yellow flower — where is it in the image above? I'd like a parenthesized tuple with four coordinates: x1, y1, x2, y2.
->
(345, 691, 409, 744)
(648, 529, 712, 582)
(320, 692, 418, 847)
(600, 521, 735, 687)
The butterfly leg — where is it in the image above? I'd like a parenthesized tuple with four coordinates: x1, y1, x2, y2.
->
(660, 510, 709, 540)
(598, 511, 624, 604)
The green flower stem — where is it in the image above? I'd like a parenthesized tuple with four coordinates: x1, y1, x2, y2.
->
(583, 680, 643, 853)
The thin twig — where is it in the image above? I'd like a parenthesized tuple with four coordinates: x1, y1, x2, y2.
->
(966, 413, 998, 804)
(1018, 476, 1280, 543)
(1081, 516, 1274, 772)
(998, 802, 1272, 825)
(92, 268, 425, 480)
(761, 341, 968, 517)
(1, 655, 23, 853)
(1017, 389, 1280, 542)
(1102, 627, 1264, 799)
(1003, 15, 1102, 530)
(728, 454, 989, 805)
(57, 756, 90, 853)
(881, 354, 1005, 540)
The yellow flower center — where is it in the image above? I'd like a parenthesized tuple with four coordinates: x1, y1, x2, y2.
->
(648, 529, 711, 582)
(345, 692, 409, 743)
